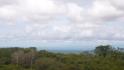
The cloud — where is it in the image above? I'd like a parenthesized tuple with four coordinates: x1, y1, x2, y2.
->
(0, 0, 84, 23)
(89, 0, 123, 21)
(110, 0, 124, 10)
(0, 0, 124, 41)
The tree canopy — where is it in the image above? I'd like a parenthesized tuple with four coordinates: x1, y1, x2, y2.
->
(0, 45, 124, 70)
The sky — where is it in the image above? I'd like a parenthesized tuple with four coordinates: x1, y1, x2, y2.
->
(0, 0, 124, 50)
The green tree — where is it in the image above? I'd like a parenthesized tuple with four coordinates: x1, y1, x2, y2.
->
(94, 45, 113, 57)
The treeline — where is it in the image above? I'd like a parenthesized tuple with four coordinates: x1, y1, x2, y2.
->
(0, 45, 124, 70)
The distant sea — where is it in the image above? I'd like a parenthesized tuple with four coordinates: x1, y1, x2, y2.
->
(48, 50, 85, 54)
(0, 40, 124, 53)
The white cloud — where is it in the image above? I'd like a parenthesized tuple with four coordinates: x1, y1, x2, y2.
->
(0, 0, 84, 22)
(0, 0, 124, 41)
(88, 0, 123, 21)
(110, 0, 124, 10)
(0, 5, 17, 20)
(66, 3, 84, 21)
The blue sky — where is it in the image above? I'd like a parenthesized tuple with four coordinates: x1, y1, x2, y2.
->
(0, 0, 124, 50)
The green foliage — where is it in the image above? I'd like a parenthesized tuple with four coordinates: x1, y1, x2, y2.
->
(95, 45, 113, 57)
(0, 45, 124, 70)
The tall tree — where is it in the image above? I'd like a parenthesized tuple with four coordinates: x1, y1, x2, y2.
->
(94, 45, 113, 57)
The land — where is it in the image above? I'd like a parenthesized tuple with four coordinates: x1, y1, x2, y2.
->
(0, 45, 124, 70)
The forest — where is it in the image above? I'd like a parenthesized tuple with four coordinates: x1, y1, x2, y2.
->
(0, 45, 124, 70)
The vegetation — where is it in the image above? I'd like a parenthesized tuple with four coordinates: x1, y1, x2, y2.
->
(0, 45, 124, 70)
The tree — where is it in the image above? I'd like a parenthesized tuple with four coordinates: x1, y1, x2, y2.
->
(11, 48, 36, 68)
(94, 45, 113, 57)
